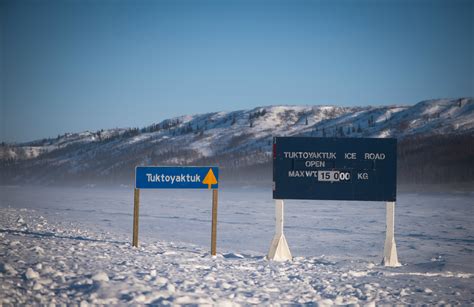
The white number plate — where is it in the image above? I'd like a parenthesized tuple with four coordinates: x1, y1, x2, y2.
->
(318, 171, 351, 182)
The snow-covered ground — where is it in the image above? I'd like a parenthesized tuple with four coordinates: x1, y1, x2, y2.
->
(1, 185, 473, 305)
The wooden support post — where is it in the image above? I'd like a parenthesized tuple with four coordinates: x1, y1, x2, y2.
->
(211, 189, 218, 256)
(132, 188, 140, 247)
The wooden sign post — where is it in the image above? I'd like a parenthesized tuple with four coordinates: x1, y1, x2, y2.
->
(211, 189, 218, 256)
(132, 188, 140, 247)
(132, 166, 219, 255)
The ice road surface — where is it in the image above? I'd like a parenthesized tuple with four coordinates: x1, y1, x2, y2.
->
(1, 186, 473, 305)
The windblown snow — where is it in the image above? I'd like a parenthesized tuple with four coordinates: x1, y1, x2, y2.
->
(1, 186, 473, 305)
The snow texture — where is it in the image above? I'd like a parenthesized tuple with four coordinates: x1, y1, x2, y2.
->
(1, 186, 473, 305)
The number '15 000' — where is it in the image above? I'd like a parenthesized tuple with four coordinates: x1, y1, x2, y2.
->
(318, 171, 351, 182)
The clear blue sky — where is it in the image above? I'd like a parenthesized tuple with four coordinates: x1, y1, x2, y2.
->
(1, 0, 473, 142)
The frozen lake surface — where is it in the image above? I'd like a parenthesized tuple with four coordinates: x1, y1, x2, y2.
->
(1, 185, 473, 305)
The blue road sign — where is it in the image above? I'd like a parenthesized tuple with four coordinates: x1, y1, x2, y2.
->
(273, 137, 397, 201)
(135, 166, 219, 189)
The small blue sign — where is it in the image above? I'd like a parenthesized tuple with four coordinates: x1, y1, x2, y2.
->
(135, 166, 219, 189)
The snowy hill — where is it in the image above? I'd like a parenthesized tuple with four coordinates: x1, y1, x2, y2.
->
(1, 98, 473, 185)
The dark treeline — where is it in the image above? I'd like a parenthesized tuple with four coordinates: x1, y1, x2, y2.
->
(1, 134, 473, 187)
(226, 134, 474, 185)
(213, 134, 474, 186)
(397, 134, 474, 184)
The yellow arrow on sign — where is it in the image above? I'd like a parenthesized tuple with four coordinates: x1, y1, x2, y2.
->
(202, 168, 217, 189)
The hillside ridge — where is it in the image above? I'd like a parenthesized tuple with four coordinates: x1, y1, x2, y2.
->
(1, 98, 473, 184)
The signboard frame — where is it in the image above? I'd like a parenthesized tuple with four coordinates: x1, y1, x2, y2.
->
(268, 137, 400, 266)
(135, 166, 219, 190)
(272, 136, 397, 202)
(132, 166, 219, 256)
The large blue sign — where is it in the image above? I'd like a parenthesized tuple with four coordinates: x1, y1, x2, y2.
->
(135, 166, 219, 189)
(273, 137, 397, 201)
